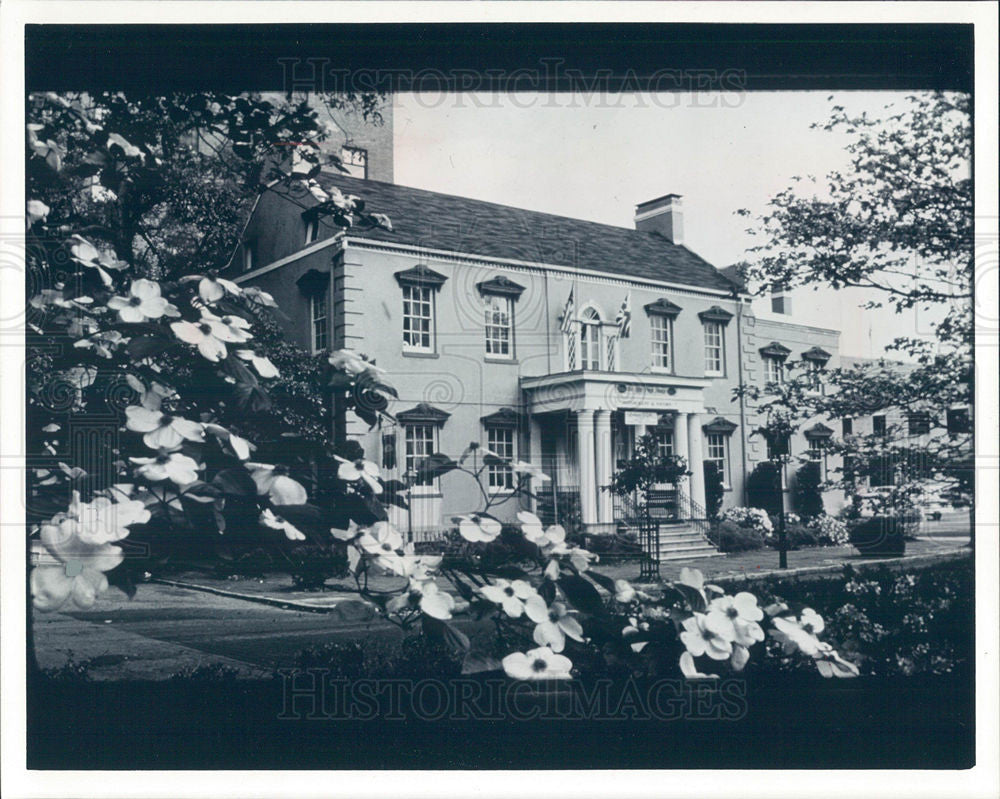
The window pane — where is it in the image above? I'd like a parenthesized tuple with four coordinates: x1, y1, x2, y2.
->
(403, 286, 434, 350)
(651, 315, 671, 369)
(704, 322, 723, 374)
(484, 295, 512, 356)
(487, 427, 515, 489)
(311, 293, 328, 351)
(406, 425, 436, 486)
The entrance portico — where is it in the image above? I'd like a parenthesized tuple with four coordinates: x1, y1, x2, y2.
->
(522, 371, 710, 533)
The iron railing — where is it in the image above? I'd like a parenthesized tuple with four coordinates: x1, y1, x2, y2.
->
(637, 517, 661, 581)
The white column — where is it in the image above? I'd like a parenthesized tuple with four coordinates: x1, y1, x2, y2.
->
(687, 413, 707, 516)
(528, 416, 543, 513)
(594, 410, 613, 524)
(576, 410, 598, 526)
(674, 413, 690, 519)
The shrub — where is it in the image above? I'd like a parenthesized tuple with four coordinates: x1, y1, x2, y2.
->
(721, 506, 774, 536)
(794, 461, 825, 519)
(849, 516, 907, 556)
(703, 460, 725, 519)
(747, 461, 783, 516)
(708, 519, 766, 552)
(783, 522, 822, 550)
(809, 514, 850, 546)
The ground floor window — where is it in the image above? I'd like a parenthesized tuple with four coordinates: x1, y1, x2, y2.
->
(486, 426, 516, 490)
(405, 424, 437, 489)
(706, 432, 730, 487)
(807, 437, 827, 480)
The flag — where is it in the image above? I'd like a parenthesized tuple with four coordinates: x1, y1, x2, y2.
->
(559, 285, 575, 333)
(615, 291, 632, 338)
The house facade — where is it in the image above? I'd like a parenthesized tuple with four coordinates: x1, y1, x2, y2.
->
(232, 172, 844, 536)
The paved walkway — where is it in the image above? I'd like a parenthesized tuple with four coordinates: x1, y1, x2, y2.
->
(32, 536, 968, 680)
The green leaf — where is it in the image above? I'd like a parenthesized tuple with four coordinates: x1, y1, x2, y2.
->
(558, 574, 607, 617)
(127, 335, 172, 359)
(212, 467, 257, 497)
(586, 570, 617, 593)
(461, 653, 502, 675)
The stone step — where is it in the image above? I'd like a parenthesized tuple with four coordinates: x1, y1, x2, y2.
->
(656, 547, 725, 561)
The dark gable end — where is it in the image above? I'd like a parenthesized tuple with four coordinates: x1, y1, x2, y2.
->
(301, 173, 738, 293)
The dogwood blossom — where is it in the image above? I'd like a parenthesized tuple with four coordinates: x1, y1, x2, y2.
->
(680, 612, 734, 660)
(235, 349, 279, 378)
(125, 406, 204, 450)
(530, 601, 585, 653)
(247, 463, 308, 505)
(416, 581, 456, 620)
(180, 274, 241, 304)
(480, 578, 546, 620)
(170, 318, 231, 362)
(38, 490, 150, 547)
(329, 349, 383, 375)
(457, 513, 502, 543)
(708, 592, 766, 647)
(107, 279, 179, 323)
(502, 646, 573, 681)
(31, 529, 124, 612)
(336, 457, 383, 493)
(679, 651, 720, 680)
(130, 451, 200, 485)
(510, 461, 550, 481)
(357, 522, 405, 573)
(260, 509, 306, 541)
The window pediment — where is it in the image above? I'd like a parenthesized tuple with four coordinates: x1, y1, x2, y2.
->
(480, 407, 524, 427)
(644, 298, 683, 317)
(296, 268, 330, 296)
(801, 346, 832, 363)
(477, 276, 525, 299)
(396, 402, 451, 427)
(697, 305, 734, 325)
(804, 422, 834, 439)
(702, 416, 738, 435)
(759, 341, 792, 359)
(394, 264, 448, 290)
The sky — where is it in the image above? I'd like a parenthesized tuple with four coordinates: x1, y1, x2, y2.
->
(392, 90, 948, 359)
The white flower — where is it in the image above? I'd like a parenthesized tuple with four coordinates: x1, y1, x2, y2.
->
(516, 511, 566, 547)
(203, 423, 253, 461)
(502, 646, 573, 681)
(247, 463, 308, 505)
(74, 330, 127, 358)
(235, 349, 279, 378)
(708, 592, 765, 647)
(107, 279, 179, 323)
(799, 607, 825, 635)
(39, 491, 150, 548)
(260, 509, 306, 541)
(530, 601, 584, 653)
(357, 522, 405, 573)
(125, 406, 204, 450)
(614, 579, 637, 604)
(336, 457, 382, 493)
(201, 310, 253, 344)
(130, 451, 200, 485)
(27, 199, 49, 226)
(329, 349, 383, 375)
(457, 513, 501, 543)
(68, 235, 126, 286)
(679, 651, 720, 680)
(170, 319, 230, 362)
(417, 581, 456, 620)
(180, 274, 241, 304)
(812, 642, 860, 678)
(680, 613, 733, 660)
(510, 461, 550, 482)
(480, 578, 546, 619)
(31, 524, 124, 612)
(242, 286, 277, 307)
(396, 554, 442, 582)
(566, 547, 597, 572)
(770, 616, 822, 657)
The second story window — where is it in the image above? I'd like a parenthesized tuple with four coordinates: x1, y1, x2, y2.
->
(580, 308, 601, 370)
(402, 284, 434, 352)
(764, 355, 784, 385)
(486, 427, 515, 490)
(873, 415, 887, 437)
(703, 321, 724, 376)
(650, 314, 673, 371)
(842, 417, 853, 436)
(310, 292, 328, 352)
(484, 295, 513, 358)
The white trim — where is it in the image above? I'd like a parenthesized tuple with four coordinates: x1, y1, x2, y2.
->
(634, 204, 681, 223)
(233, 232, 346, 283)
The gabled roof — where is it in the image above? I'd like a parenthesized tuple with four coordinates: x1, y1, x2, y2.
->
(289, 173, 738, 293)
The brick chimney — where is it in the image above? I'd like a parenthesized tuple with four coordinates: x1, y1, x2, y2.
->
(635, 193, 684, 246)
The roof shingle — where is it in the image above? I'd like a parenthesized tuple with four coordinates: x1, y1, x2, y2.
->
(309, 173, 737, 293)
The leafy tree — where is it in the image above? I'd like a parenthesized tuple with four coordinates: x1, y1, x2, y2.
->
(606, 432, 689, 517)
(703, 460, 725, 519)
(736, 92, 973, 532)
(747, 461, 783, 516)
(794, 461, 825, 519)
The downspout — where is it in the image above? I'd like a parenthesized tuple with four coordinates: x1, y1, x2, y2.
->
(734, 289, 749, 506)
